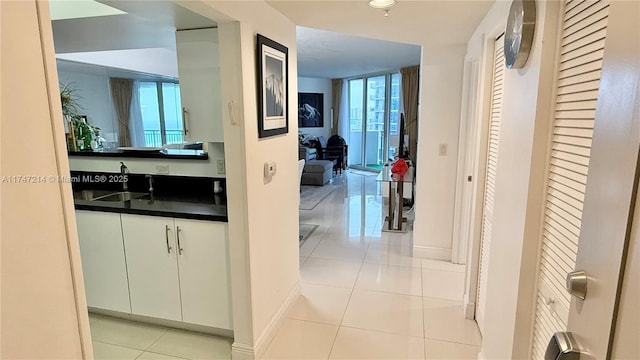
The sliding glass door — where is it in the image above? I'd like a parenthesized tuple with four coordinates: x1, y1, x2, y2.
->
(348, 73, 400, 171)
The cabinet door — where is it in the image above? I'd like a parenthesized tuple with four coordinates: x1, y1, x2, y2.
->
(175, 219, 232, 329)
(75, 211, 131, 313)
(121, 214, 182, 321)
(176, 28, 224, 142)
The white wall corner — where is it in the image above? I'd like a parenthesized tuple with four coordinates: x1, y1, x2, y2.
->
(413, 245, 451, 261)
(477, 350, 488, 360)
(253, 282, 301, 359)
(463, 298, 476, 320)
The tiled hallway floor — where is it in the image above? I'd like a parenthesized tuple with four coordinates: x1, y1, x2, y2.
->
(89, 171, 480, 359)
(264, 171, 481, 359)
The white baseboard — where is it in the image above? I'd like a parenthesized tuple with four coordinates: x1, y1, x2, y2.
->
(413, 245, 451, 261)
(231, 342, 256, 360)
(230, 282, 301, 359)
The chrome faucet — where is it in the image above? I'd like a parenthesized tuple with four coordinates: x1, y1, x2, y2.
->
(145, 174, 154, 195)
(120, 162, 129, 191)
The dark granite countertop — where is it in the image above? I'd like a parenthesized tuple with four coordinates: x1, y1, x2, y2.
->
(74, 194, 227, 221)
(68, 148, 208, 160)
(71, 172, 227, 221)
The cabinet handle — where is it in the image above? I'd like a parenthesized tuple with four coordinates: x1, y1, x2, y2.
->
(165, 225, 173, 254)
(177, 226, 184, 255)
(182, 107, 190, 136)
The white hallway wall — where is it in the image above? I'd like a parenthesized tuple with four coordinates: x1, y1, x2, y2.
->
(176, 1, 300, 358)
(1, 0, 92, 357)
(297, 76, 332, 139)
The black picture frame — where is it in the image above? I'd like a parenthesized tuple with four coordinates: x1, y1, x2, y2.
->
(256, 34, 289, 138)
(298, 93, 324, 128)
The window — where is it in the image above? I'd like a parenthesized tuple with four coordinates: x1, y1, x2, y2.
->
(139, 81, 183, 147)
(348, 72, 401, 170)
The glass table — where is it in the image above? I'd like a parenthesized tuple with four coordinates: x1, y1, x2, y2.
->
(376, 164, 414, 232)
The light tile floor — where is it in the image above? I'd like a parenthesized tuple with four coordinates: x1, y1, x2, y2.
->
(266, 171, 481, 359)
(88, 171, 480, 360)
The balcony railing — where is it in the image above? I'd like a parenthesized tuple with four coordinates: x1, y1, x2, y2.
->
(144, 130, 184, 147)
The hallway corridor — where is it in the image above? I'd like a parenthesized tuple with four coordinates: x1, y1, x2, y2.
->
(264, 171, 481, 359)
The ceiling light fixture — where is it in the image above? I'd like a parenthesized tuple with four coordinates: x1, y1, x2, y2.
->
(369, 0, 396, 16)
(368, 0, 396, 9)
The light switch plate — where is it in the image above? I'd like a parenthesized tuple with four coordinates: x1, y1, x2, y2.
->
(217, 159, 226, 174)
(264, 161, 276, 178)
(156, 165, 170, 174)
(439, 144, 448, 156)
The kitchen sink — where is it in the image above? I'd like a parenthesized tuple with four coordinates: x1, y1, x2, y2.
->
(74, 189, 118, 201)
(91, 191, 149, 202)
(74, 190, 149, 202)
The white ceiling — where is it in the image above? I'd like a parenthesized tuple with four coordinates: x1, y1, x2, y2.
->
(296, 26, 421, 79)
(52, 1, 215, 77)
(268, 1, 494, 50)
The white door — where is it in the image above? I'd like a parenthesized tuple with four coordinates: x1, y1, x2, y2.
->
(76, 211, 131, 313)
(564, 1, 640, 358)
(175, 219, 232, 329)
(530, 1, 612, 357)
(121, 214, 182, 321)
(476, 35, 505, 333)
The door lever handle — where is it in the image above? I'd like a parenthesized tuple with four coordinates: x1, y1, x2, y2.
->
(566, 270, 587, 300)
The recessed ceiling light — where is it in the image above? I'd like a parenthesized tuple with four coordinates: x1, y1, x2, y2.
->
(49, 0, 126, 21)
(368, 0, 397, 9)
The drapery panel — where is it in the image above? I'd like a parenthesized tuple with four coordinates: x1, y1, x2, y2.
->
(400, 65, 419, 162)
(331, 78, 343, 136)
(109, 77, 133, 147)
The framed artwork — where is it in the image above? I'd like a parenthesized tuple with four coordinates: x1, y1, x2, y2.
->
(257, 34, 288, 138)
(298, 93, 324, 128)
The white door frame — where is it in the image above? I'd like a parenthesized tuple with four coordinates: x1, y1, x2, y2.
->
(451, 58, 479, 265)
(460, 23, 507, 320)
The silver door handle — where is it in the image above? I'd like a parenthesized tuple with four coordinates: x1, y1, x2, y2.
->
(566, 270, 587, 300)
(182, 107, 190, 136)
(176, 226, 184, 255)
(545, 332, 581, 360)
(165, 225, 172, 254)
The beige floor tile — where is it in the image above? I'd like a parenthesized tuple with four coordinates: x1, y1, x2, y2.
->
(137, 351, 189, 360)
(422, 269, 465, 301)
(365, 242, 422, 268)
(301, 257, 362, 288)
(423, 298, 482, 346)
(310, 238, 369, 262)
(146, 329, 231, 359)
(90, 316, 166, 350)
(421, 259, 465, 273)
(288, 283, 352, 325)
(425, 339, 480, 359)
(92, 341, 143, 360)
(342, 290, 424, 338)
(299, 233, 324, 257)
(329, 327, 425, 360)
(262, 319, 339, 360)
(355, 263, 422, 296)
(299, 256, 309, 269)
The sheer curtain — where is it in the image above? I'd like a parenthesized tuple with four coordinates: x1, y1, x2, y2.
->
(129, 81, 145, 147)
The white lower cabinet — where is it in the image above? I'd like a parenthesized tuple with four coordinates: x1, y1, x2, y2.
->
(175, 219, 231, 329)
(121, 214, 183, 321)
(120, 214, 231, 330)
(76, 211, 131, 313)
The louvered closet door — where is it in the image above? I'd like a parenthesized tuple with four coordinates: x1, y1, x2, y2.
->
(531, 1, 610, 358)
(475, 36, 505, 335)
